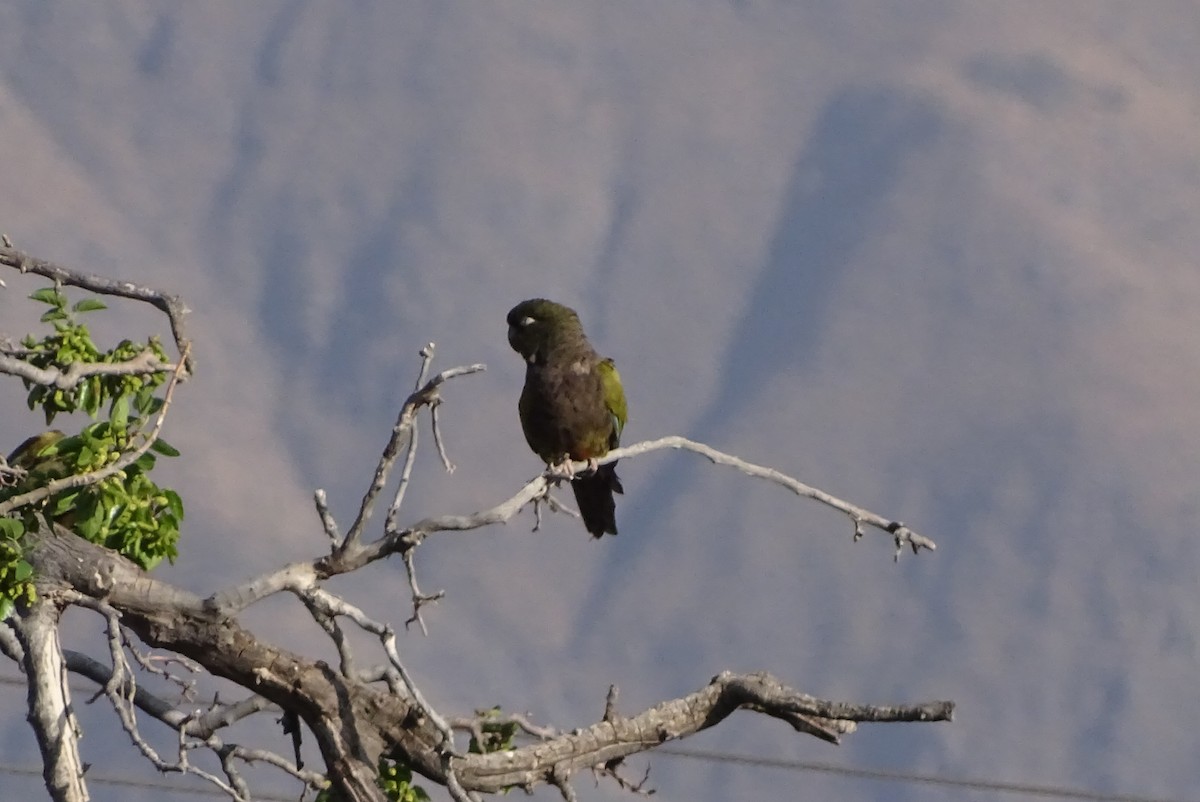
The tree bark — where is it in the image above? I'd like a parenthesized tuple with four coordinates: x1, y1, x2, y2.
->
(15, 598, 89, 802)
(28, 525, 419, 801)
(26, 524, 953, 799)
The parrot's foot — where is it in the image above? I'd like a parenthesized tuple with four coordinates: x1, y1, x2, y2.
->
(548, 456, 600, 481)
(549, 456, 577, 481)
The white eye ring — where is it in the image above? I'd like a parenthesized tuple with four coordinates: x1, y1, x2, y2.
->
(520, 316, 535, 326)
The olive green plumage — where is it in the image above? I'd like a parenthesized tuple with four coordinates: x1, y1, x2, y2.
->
(507, 299, 627, 537)
(6, 430, 67, 477)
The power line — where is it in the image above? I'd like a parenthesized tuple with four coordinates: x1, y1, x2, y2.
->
(2, 676, 1191, 802)
(0, 749, 1189, 802)
(0, 762, 299, 801)
(655, 747, 1192, 802)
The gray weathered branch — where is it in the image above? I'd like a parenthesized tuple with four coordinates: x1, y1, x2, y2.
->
(0, 244, 193, 370)
(26, 524, 952, 799)
(0, 349, 178, 389)
(14, 598, 88, 802)
(207, 427, 934, 623)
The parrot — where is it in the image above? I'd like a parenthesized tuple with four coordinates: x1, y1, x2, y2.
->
(507, 299, 627, 537)
(3, 430, 75, 528)
(5, 430, 67, 479)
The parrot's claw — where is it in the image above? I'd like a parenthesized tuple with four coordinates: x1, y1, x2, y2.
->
(550, 456, 600, 481)
(548, 457, 575, 482)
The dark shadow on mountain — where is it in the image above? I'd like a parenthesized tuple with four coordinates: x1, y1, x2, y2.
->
(256, 0, 311, 87)
(589, 174, 641, 345)
(135, 13, 176, 77)
(963, 51, 1074, 112)
(570, 85, 947, 644)
(250, 164, 439, 488)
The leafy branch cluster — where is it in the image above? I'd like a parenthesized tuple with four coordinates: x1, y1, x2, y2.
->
(316, 759, 431, 802)
(314, 710, 517, 800)
(18, 287, 169, 421)
(0, 287, 183, 618)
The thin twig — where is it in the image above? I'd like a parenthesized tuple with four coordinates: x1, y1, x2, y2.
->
(339, 355, 486, 551)
(68, 592, 245, 799)
(402, 548, 444, 635)
(313, 489, 341, 546)
(430, 400, 455, 473)
(385, 411, 421, 535)
(301, 594, 356, 678)
(121, 626, 199, 699)
(298, 587, 456, 748)
(449, 711, 558, 742)
(59, 611, 324, 793)
(0, 245, 193, 370)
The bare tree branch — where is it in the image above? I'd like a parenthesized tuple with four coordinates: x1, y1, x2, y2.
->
(13, 598, 88, 802)
(0, 244, 193, 370)
(0, 349, 181, 390)
(205, 420, 934, 628)
(61, 645, 326, 789)
(203, 359, 485, 616)
(26, 524, 952, 799)
(340, 357, 485, 551)
(67, 590, 246, 800)
(452, 671, 952, 793)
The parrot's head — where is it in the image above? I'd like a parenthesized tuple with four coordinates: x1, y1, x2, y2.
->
(507, 298, 582, 363)
(4, 429, 69, 488)
(7, 430, 67, 469)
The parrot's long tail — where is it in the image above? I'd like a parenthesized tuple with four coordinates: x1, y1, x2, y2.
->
(572, 462, 624, 538)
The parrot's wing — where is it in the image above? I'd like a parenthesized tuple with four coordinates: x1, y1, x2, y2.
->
(7, 430, 66, 468)
(597, 358, 627, 448)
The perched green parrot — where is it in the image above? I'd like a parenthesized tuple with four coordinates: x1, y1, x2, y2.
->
(6, 430, 67, 478)
(507, 299, 627, 537)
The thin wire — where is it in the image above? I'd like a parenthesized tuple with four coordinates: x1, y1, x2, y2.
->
(1, 675, 1190, 802)
(655, 747, 1191, 802)
(0, 762, 300, 800)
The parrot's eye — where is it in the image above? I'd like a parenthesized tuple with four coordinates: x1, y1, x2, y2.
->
(519, 316, 536, 327)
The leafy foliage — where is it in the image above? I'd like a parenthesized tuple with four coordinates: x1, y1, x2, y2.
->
(315, 758, 431, 802)
(0, 517, 35, 619)
(20, 287, 169, 424)
(468, 707, 518, 755)
(311, 708, 518, 801)
(0, 287, 183, 618)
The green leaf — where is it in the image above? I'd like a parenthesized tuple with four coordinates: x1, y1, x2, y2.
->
(13, 561, 33, 582)
(39, 309, 68, 323)
(74, 497, 102, 540)
(83, 378, 102, 418)
(163, 489, 184, 521)
(0, 519, 24, 540)
(50, 491, 80, 517)
(29, 287, 63, 305)
(76, 380, 93, 416)
(72, 299, 107, 313)
(150, 439, 180, 457)
(109, 393, 130, 431)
